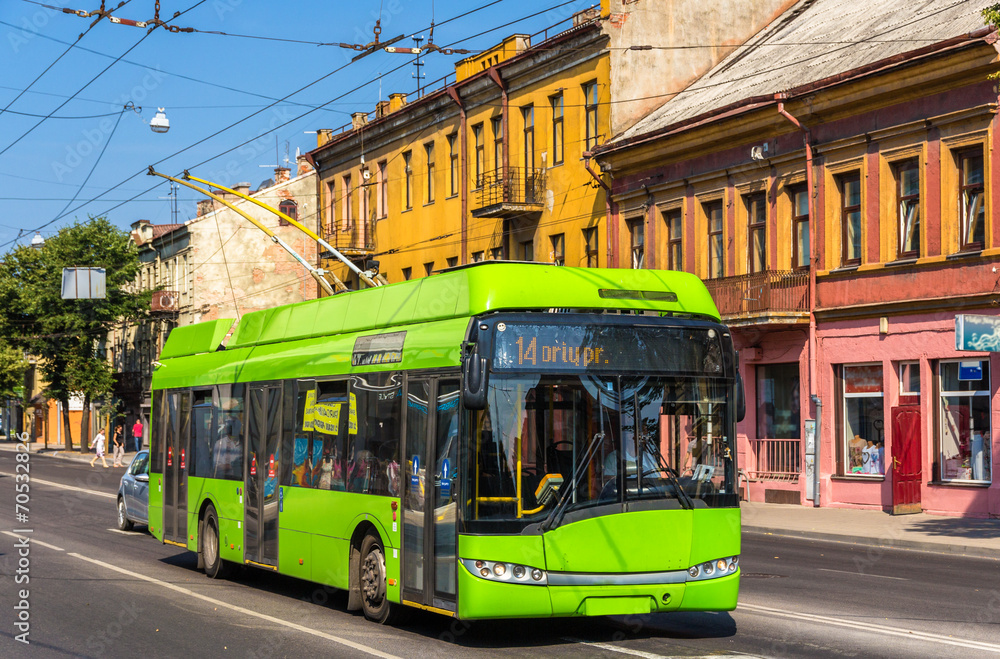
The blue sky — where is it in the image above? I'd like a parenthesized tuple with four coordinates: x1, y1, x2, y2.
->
(0, 0, 594, 249)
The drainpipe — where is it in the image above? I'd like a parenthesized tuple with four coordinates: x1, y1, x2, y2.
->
(446, 87, 469, 262)
(777, 98, 820, 506)
(584, 157, 615, 267)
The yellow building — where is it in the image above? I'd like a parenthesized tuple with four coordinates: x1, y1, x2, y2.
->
(307, 11, 609, 285)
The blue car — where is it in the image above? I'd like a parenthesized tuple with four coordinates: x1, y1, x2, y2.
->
(117, 450, 150, 531)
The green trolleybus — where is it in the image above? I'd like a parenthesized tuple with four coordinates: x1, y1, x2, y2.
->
(148, 262, 744, 623)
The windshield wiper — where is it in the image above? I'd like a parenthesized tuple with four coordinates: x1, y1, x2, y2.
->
(540, 430, 605, 531)
(641, 435, 694, 510)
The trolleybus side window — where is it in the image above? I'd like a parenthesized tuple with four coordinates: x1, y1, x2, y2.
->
(349, 373, 402, 496)
(190, 390, 215, 478)
(289, 380, 316, 487)
(310, 380, 349, 490)
(211, 383, 244, 480)
(151, 389, 166, 473)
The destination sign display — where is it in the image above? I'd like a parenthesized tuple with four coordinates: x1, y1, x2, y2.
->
(352, 331, 406, 366)
(492, 322, 723, 375)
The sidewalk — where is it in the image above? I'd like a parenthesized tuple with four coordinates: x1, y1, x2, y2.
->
(742, 500, 1000, 560)
(0, 438, 143, 469)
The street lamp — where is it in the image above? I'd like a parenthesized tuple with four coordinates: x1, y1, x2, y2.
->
(30, 232, 44, 249)
(149, 108, 170, 134)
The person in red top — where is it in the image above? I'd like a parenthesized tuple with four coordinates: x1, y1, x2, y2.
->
(132, 419, 143, 452)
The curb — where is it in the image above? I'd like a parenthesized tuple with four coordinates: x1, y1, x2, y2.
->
(743, 526, 1000, 561)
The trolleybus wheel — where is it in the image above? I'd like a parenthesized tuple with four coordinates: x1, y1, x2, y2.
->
(203, 504, 231, 579)
(117, 498, 134, 532)
(359, 532, 401, 624)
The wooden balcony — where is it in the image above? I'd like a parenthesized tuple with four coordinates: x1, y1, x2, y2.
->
(472, 167, 546, 218)
(703, 269, 810, 327)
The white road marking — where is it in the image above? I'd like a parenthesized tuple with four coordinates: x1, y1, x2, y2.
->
(0, 472, 115, 499)
(2, 531, 64, 551)
(740, 602, 1000, 653)
(818, 568, 908, 581)
(69, 552, 401, 659)
(107, 528, 145, 535)
(562, 639, 752, 659)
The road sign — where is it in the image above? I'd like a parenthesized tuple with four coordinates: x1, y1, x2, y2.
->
(955, 314, 1000, 351)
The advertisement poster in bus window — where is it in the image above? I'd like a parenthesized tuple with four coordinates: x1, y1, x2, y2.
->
(314, 402, 342, 434)
(292, 436, 309, 486)
(349, 392, 358, 435)
(302, 390, 316, 431)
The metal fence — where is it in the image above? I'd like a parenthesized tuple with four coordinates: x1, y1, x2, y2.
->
(476, 167, 546, 209)
(746, 438, 801, 482)
(323, 219, 375, 254)
(703, 270, 809, 318)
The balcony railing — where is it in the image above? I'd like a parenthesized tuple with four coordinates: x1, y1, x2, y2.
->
(746, 438, 801, 482)
(473, 167, 546, 217)
(703, 269, 809, 320)
(323, 219, 375, 255)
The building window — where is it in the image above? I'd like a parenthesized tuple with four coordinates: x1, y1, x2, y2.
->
(960, 149, 985, 250)
(423, 262, 434, 277)
(899, 361, 920, 405)
(472, 251, 484, 262)
(447, 134, 458, 197)
(425, 142, 435, 204)
(791, 185, 809, 270)
(665, 209, 682, 270)
(402, 267, 412, 281)
(756, 363, 800, 439)
(377, 160, 388, 218)
(627, 218, 644, 269)
(326, 181, 336, 235)
(706, 201, 724, 279)
(937, 360, 990, 483)
(895, 159, 920, 258)
(550, 233, 564, 266)
(342, 175, 353, 228)
(583, 226, 598, 267)
(840, 364, 884, 476)
(520, 240, 534, 262)
(583, 81, 599, 150)
(522, 105, 534, 171)
(472, 124, 484, 188)
(746, 193, 766, 274)
(278, 199, 297, 226)
(403, 151, 412, 210)
(490, 247, 504, 260)
(446, 256, 458, 268)
(491, 116, 503, 174)
(839, 172, 862, 266)
(550, 94, 564, 165)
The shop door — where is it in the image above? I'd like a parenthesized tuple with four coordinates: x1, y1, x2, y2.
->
(890, 405, 922, 515)
(244, 385, 282, 567)
(401, 377, 460, 612)
(162, 391, 191, 545)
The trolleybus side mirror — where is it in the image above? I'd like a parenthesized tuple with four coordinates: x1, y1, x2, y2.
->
(463, 345, 489, 410)
(736, 371, 746, 423)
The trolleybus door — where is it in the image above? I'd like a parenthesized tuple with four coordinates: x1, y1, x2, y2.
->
(245, 385, 282, 567)
(162, 390, 191, 546)
(402, 377, 460, 611)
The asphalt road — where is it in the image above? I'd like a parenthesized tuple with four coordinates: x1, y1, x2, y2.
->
(1, 448, 998, 658)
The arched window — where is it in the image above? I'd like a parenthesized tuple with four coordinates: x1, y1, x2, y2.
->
(278, 199, 298, 226)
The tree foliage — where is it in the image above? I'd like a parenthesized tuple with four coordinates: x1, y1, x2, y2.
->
(0, 340, 27, 400)
(0, 217, 149, 450)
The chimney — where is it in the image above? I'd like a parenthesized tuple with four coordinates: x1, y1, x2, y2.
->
(197, 199, 214, 217)
(351, 112, 369, 130)
(233, 182, 251, 195)
(317, 128, 333, 147)
(274, 167, 291, 184)
(389, 93, 407, 113)
(375, 100, 390, 119)
(297, 154, 313, 176)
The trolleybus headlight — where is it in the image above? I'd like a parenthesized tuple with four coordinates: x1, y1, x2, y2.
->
(703, 562, 714, 576)
(475, 560, 486, 569)
(688, 566, 699, 578)
(480, 567, 491, 577)
(513, 565, 526, 579)
(717, 559, 729, 572)
(493, 562, 507, 577)
(531, 568, 544, 581)
(731, 555, 739, 567)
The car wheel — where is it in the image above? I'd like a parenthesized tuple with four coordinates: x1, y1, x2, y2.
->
(359, 532, 404, 624)
(117, 497, 134, 532)
(203, 504, 231, 579)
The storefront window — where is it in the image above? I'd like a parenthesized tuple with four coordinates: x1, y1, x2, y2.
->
(842, 364, 884, 476)
(938, 360, 991, 483)
(756, 363, 800, 439)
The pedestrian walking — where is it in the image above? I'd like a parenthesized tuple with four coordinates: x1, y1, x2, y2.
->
(132, 418, 143, 452)
(112, 427, 125, 467)
(89, 429, 108, 468)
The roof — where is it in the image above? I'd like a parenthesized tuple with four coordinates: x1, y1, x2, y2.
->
(150, 223, 185, 239)
(611, 0, 992, 145)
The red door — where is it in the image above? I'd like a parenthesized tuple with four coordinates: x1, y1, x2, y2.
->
(890, 405, 922, 515)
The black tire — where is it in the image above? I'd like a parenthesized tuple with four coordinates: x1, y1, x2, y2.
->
(202, 504, 231, 579)
(117, 498, 134, 532)
(359, 532, 403, 624)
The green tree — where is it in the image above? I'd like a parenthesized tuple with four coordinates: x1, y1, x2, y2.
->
(0, 217, 149, 451)
(0, 341, 27, 399)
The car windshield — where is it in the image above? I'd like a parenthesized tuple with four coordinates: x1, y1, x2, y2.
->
(462, 373, 736, 533)
(129, 451, 150, 476)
